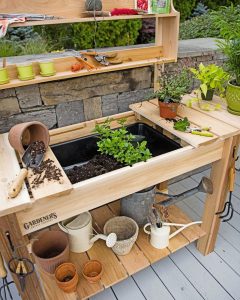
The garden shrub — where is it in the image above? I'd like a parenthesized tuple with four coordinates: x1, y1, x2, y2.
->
(179, 13, 219, 40)
(202, 0, 240, 10)
(35, 19, 142, 51)
(173, 0, 197, 20)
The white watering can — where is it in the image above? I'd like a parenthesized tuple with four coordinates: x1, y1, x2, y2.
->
(144, 221, 202, 249)
(58, 212, 117, 253)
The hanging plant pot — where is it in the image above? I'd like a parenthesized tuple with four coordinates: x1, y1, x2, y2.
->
(226, 81, 240, 116)
(201, 89, 214, 101)
(159, 102, 179, 119)
(85, 0, 102, 11)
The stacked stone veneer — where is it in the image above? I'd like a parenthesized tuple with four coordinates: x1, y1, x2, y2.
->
(0, 50, 225, 133)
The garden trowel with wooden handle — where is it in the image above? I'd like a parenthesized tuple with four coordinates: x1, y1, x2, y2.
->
(8, 143, 45, 198)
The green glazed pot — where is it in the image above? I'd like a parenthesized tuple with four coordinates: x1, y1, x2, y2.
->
(226, 81, 240, 116)
(17, 63, 35, 81)
(0, 68, 9, 85)
(39, 60, 56, 77)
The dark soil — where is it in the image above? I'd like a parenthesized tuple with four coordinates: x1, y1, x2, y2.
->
(31, 158, 63, 189)
(28, 141, 46, 165)
(66, 154, 123, 184)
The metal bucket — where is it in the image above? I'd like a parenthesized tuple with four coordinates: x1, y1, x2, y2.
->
(120, 186, 155, 226)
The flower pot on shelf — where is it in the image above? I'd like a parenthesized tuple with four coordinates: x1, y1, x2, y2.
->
(82, 260, 103, 283)
(32, 231, 70, 274)
(159, 102, 179, 119)
(39, 60, 56, 77)
(0, 68, 9, 85)
(17, 62, 35, 81)
(55, 263, 79, 293)
(104, 216, 139, 256)
(226, 81, 240, 116)
(201, 89, 214, 101)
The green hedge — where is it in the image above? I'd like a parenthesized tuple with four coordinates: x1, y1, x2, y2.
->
(35, 19, 142, 51)
(174, 0, 196, 20)
(202, 0, 240, 10)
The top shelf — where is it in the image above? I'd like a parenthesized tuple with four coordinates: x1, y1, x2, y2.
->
(10, 12, 178, 27)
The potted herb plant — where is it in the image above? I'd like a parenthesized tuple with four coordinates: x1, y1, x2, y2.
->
(151, 69, 191, 119)
(217, 39, 240, 115)
(190, 63, 229, 101)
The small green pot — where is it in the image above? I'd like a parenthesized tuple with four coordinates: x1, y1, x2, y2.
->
(226, 81, 240, 116)
(39, 60, 56, 77)
(17, 63, 35, 81)
(201, 89, 214, 101)
(0, 68, 9, 85)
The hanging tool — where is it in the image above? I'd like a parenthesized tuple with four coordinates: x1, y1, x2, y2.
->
(0, 252, 14, 300)
(5, 232, 34, 293)
(155, 177, 213, 207)
(216, 146, 237, 222)
(80, 51, 123, 66)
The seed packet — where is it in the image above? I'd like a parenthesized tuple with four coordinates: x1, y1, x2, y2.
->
(151, 0, 170, 14)
(135, 0, 151, 13)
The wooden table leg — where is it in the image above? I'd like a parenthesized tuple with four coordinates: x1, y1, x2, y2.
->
(0, 214, 46, 300)
(197, 136, 239, 255)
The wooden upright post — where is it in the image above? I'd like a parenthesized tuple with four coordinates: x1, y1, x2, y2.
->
(0, 214, 46, 300)
(197, 136, 239, 255)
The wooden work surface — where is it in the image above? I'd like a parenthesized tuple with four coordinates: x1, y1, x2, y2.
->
(130, 99, 240, 148)
(37, 201, 205, 300)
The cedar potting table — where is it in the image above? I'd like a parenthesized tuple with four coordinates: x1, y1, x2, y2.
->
(0, 95, 239, 300)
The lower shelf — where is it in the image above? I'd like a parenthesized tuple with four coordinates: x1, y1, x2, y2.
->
(38, 201, 205, 300)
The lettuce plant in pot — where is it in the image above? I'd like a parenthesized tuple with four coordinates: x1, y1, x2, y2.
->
(151, 69, 191, 119)
(217, 39, 240, 115)
(190, 63, 229, 101)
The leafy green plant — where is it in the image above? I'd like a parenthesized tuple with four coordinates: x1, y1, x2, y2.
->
(150, 69, 192, 103)
(192, 2, 209, 17)
(174, 0, 196, 21)
(0, 40, 22, 57)
(173, 117, 190, 132)
(94, 119, 152, 166)
(19, 38, 50, 55)
(190, 63, 230, 97)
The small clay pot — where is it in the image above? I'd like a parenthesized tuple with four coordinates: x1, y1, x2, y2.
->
(32, 231, 70, 274)
(8, 121, 49, 154)
(82, 260, 103, 283)
(55, 263, 79, 293)
(159, 102, 179, 119)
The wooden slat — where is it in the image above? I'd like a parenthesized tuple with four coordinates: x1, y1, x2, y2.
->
(130, 101, 218, 148)
(167, 205, 206, 242)
(150, 98, 239, 139)
(38, 267, 77, 300)
(182, 94, 240, 131)
(0, 133, 31, 217)
(27, 147, 72, 201)
(91, 205, 150, 276)
(87, 240, 128, 288)
(167, 226, 189, 253)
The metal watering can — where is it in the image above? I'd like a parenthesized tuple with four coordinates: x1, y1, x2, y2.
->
(58, 212, 117, 253)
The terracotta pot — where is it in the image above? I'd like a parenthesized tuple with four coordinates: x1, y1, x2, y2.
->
(82, 260, 103, 283)
(55, 263, 79, 293)
(159, 102, 179, 119)
(32, 231, 70, 274)
(8, 121, 50, 154)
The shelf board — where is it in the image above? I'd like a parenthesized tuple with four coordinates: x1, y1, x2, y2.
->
(10, 13, 178, 27)
(37, 201, 205, 300)
(0, 57, 175, 90)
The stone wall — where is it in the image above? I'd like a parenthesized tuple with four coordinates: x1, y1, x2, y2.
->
(0, 39, 225, 133)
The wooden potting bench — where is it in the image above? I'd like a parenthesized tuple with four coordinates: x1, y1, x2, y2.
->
(0, 95, 240, 300)
(0, 1, 240, 299)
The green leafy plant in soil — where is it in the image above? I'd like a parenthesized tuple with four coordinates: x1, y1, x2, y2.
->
(173, 0, 196, 21)
(94, 119, 152, 166)
(150, 69, 192, 103)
